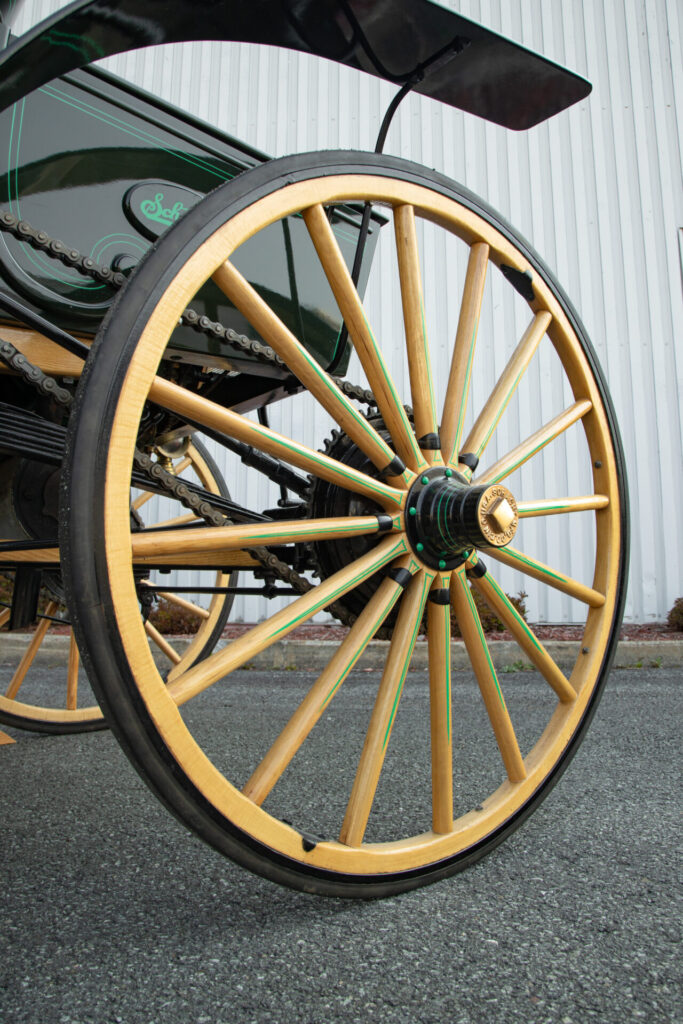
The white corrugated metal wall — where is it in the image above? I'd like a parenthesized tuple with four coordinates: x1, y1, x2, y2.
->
(13, 1, 683, 623)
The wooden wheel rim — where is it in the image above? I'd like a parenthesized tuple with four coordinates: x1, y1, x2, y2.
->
(97, 168, 623, 877)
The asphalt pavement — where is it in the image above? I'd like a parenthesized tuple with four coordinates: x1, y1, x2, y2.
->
(1, 665, 680, 1024)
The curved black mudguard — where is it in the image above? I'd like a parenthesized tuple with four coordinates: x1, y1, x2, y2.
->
(0, 0, 590, 129)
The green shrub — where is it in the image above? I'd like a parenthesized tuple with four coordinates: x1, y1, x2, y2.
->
(148, 597, 202, 635)
(667, 597, 683, 632)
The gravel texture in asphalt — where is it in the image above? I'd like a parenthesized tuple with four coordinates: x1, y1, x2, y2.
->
(0, 665, 680, 1024)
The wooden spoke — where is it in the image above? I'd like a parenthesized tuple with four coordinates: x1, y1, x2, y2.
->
(450, 570, 526, 782)
(132, 489, 155, 511)
(0, 547, 59, 565)
(470, 567, 576, 703)
(66, 634, 80, 710)
(133, 550, 256, 569)
(144, 620, 182, 665)
(484, 545, 606, 608)
(131, 515, 399, 562)
(459, 311, 551, 474)
(0, 607, 9, 628)
(155, 590, 211, 620)
(478, 400, 592, 485)
(302, 203, 426, 472)
(148, 512, 199, 530)
(167, 535, 407, 706)
(339, 570, 434, 846)
(5, 602, 58, 700)
(441, 242, 489, 464)
(170, 455, 192, 476)
(213, 258, 410, 484)
(427, 574, 454, 834)
(242, 556, 419, 806)
(149, 377, 405, 510)
(393, 204, 440, 463)
(517, 495, 609, 518)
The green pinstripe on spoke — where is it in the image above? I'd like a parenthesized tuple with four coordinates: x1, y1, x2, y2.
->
(168, 537, 407, 705)
(268, 432, 402, 505)
(355, 304, 423, 473)
(496, 547, 569, 588)
(261, 310, 397, 463)
(150, 378, 404, 507)
(437, 585, 452, 741)
(519, 502, 569, 515)
(517, 496, 609, 517)
(487, 444, 545, 484)
(215, 262, 404, 480)
(418, 294, 437, 429)
(293, 327, 369, 419)
(485, 434, 553, 484)
(457, 572, 506, 709)
(319, 585, 407, 710)
(484, 572, 543, 655)
(270, 540, 408, 643)
(452, 322, 478, 457)
(229, 519, 390, 545)
(476, 363, 528, 457)
(466, 313, 550, 463)
(481, 401, 592, 485)
(382, 573, 432, 749)
(445, 621, 451, 740)
(485, 545, 604, 608)
(137, 517, 401, 559)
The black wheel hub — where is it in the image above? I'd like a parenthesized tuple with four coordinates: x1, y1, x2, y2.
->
(405, 467, 519, 569)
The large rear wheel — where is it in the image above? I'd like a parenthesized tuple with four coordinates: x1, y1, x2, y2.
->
(62, 152, 628, 896)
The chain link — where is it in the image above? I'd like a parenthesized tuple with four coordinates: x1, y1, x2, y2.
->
(0, 338, 73, 406)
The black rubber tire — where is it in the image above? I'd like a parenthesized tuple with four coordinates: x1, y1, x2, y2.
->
(60, 151, 629, 897)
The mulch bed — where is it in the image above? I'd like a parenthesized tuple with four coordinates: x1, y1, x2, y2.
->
(4, 612, 678, 643)
(220, 621, 680, 642)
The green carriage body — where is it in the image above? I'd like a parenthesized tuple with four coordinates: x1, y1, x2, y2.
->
(0, 62, 383, 385)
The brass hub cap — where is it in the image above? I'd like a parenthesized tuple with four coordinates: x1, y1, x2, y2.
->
(405, 467, 518, 569)
(477, 486, 519, 546)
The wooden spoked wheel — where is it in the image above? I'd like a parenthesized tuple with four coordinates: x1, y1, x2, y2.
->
(62, 153, 627, 896)
(0, 439, 234, 734)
